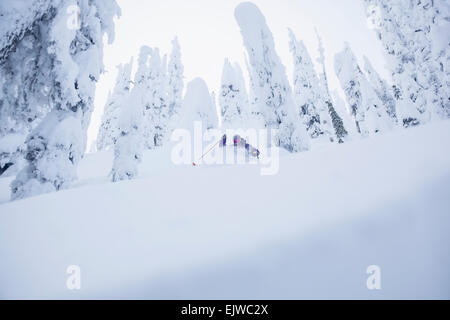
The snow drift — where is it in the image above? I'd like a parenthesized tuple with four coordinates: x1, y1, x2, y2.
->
(0, 120, 449, 299)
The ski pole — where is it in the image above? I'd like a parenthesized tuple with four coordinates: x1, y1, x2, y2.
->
(192, 139, 222, 166)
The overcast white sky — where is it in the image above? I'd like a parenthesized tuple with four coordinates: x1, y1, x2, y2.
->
(88, 0, 389, 149)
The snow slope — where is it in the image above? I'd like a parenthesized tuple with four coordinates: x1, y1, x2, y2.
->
(0, 121, 449, 299)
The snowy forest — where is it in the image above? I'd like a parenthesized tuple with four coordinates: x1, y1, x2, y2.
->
(0, 0, 449, 300)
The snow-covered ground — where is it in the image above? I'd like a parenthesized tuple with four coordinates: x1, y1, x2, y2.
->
(0, 121, 449, 299)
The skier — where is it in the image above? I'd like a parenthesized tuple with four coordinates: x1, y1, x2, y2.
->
(220, 134, 227, 147)
(193, 134, 260, 166)
(233, 135, 260, 159)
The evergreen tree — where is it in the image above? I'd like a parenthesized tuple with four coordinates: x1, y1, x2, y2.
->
(242, 53, 265, 128)
(97, 58, 134, 151)
(167, 37, 184, 118)
(180, 78, 218, 131)
(110, 46, 158, 182)
(364, 0, 450, 126)
(234, 2, 309, 152)
(0, 1, 60, 176)
(288, 29, 335, 143)
(363, 56, 397, 123)
(315, 29, 348, 143)
(142, 48, 170, 149)
(334, 43, 392, 137)
(331, 90, 359, 138)
(110, 86, 143, 182)
(219, 59, 249, 128)
(8, 0, 120, 200)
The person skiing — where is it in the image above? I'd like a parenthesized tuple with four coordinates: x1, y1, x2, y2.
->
(220, 134, 227, 147)
(193, 134, 260, 166)
(233, 135, 260, 159)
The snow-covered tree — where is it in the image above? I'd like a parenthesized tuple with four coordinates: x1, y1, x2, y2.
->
(109, 46, 158, 182)
(233, 62, 250, 106)
(241, 54, 265, 128)
(219, 59, 250, 128)
(234, 2, 309, 152)
(334, 43, 392, 137)
(97, 58, 134, 151)
(6, 0, 120, 200)
(180, 78, 218, 131)
(0, 1, 58, 176)
(167, 37, 184, 118)
(331, 90, 359, 139)
(335, 47, 367, 137)
(134, 45, 152, 86)
(142, 48, 170, 149)
(364, 0, 450, 125)
(315, 30, 348, 143)
(110, 88, 143, 183)
(363, 56, 397, 123)
(288, 29, 335, 143)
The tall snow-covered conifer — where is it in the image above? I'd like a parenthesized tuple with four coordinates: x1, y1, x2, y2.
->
(109, 46, 154, 182)
(97, 58, 133, 151)
(111, 90, 145, 182)
(364, 0, 450, 125)
(219, 59, 249, 128)
(142, 48, 170, 149)
(315, 30, 348, 143)
(234, 2, 309, 152)
(110, 89, 143, 183)
(331, 90, 359, 139)
(0, 1, 58, 175)
(334, 43, 392, 137)
(288, 29, 335, 143)
(167, 37, 184, 118)
(363, 56, 397, 123)
(6, 0, 120, 199)
(180, 78, 218, 131)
